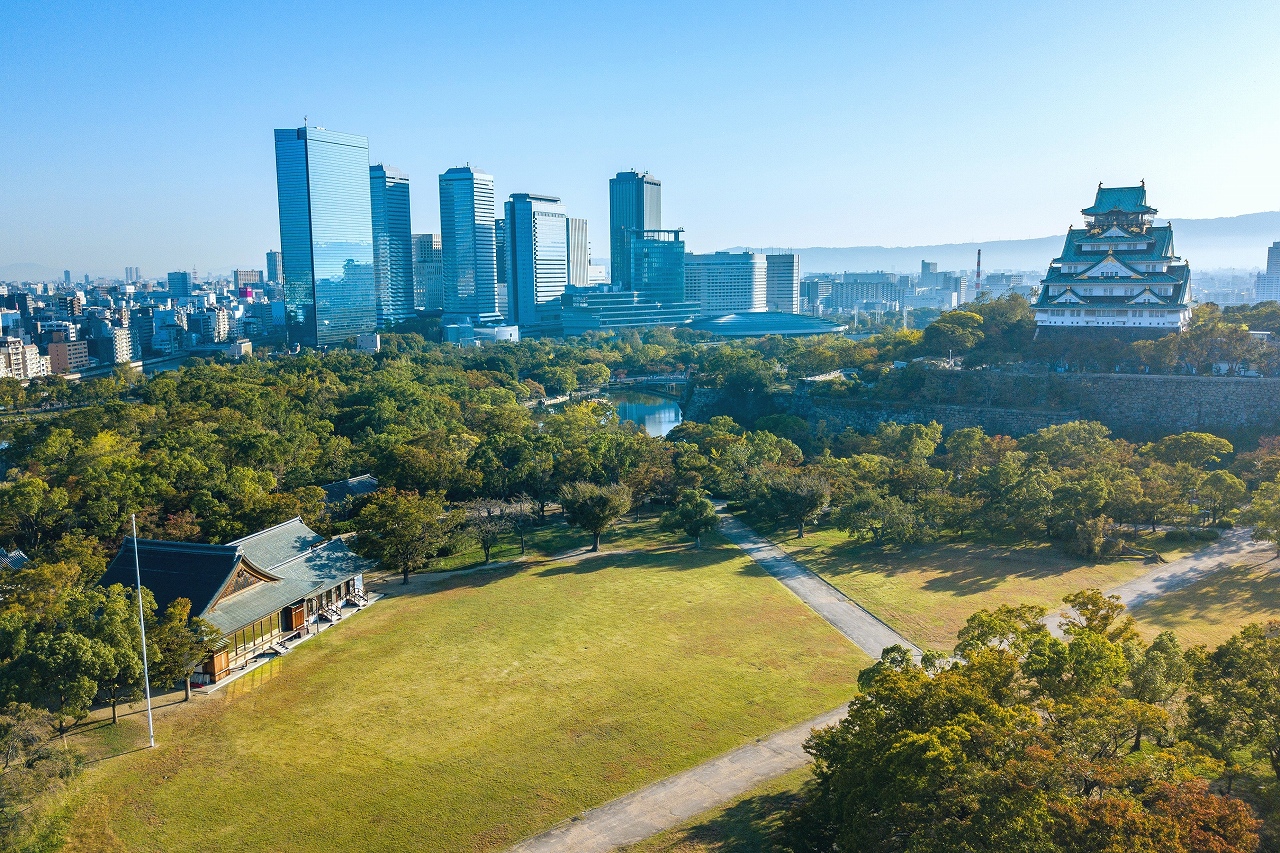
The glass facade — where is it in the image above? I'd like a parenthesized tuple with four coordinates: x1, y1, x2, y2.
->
(370, 164, 415, 326)
(439, 166, 500, 320)
(412, 233, 443, 311)
(609, 171, 661, 288)
(506, 194, 568, 328)
(629, 229, 686, 304)
(274, 127, 376, 349)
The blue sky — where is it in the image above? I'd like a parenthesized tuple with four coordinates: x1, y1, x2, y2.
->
(2, 0, 1279, 276)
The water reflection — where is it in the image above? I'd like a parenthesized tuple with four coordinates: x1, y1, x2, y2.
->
(606, 390, 683, 437)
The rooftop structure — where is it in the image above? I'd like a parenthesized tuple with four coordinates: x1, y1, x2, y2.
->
(688, 312, 848, 338)
(1034, 183, 1192, 337)
(560, 284, 698, 336)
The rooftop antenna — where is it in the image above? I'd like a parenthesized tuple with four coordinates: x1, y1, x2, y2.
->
(303, 115, 308, 126)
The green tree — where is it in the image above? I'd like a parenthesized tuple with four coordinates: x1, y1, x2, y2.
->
(659, 489, 721, 548)
(1143, 432, 1234, 469)
(559, 482, 632, 552)
(355, 489, 467, 583)
(149, 598, 222, 701)
(94, 584, 147, 724)
(1125, 630, 1188, 751)
(1242, 479, 1280, 554)
(1197, 470, 1246, 526)
(764, 470, 830, 538)
(464, 499, 511, 563)
(1187, 621, 1280, 782)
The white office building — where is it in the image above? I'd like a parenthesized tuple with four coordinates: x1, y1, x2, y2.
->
(684, 252, 767, 315)
(765, 254, 800, 313)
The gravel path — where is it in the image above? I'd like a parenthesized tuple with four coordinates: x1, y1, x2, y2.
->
(1046, 527, 1274, 636)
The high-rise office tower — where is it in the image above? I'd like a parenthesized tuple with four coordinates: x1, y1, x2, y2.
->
(494, 217, 509, 313)
(439, 166, 500, 320)
(412, 234, 443, 311)
(167, 271, 192, 298)
(266, 250, 282, 284)
(63, 270, 71, 286)
(1257, 241, 1280, 302)
(765, 254, 800, 313)
(124, 266, 140, 284)
(567, 218, 589, 288)
(629, 230, 686, 303)
(505, 193, 569, 329)
(274, 126, 377, 348)
(369, 164, 415, 326)
(684, 252, 767, 315)
(609, 170, 661, 288)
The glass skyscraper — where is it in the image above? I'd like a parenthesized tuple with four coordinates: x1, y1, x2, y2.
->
(412, 233, 443, 311)
(274, 126, 376, 348)
(439, 166, 500, 320)
(370, 164, 415, 326)
(609, 170, 662, 288)
(505, 193, 568, 328)
(629, 230, 686, 304)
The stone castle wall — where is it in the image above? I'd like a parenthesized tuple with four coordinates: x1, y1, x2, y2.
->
(684, 372, 1280, 444)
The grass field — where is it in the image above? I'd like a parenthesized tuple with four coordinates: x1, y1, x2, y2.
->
(753, 520, 1197, 650)
(1131, 557, 1280, 648)
(52, 517, 868, 853)
(619, 767, 812, 853)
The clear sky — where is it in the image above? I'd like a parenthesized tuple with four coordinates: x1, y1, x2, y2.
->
(3, 0, 1279, 277)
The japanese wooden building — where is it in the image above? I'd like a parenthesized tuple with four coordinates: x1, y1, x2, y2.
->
(102, 518, 371, 683)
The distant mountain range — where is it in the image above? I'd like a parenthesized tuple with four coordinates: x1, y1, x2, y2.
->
(734, 211, 1280, 276)
(6, 211, 1279, 284)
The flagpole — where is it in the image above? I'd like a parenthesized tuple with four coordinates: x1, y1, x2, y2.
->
(132, 514, 155, 748)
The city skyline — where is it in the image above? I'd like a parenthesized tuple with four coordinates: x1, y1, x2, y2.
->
(4, 2, 1280, 275)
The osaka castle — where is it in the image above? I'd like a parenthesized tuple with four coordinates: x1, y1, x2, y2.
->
(1034, 183, 1192, 337)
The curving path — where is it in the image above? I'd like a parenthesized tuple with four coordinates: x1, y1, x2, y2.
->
(507, 706, 847, 853)
(507, 511, 914, 853)
(1046, 527, 1274, 636)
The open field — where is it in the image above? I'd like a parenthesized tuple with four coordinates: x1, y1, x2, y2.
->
(752, 520, 1199, 650)
(619, 767, 812, 853)
(1131, 556, 1280, 648)
(51, 518, 867, 853)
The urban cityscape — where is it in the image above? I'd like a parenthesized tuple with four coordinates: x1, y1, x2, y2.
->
(6, 3, 1280, 853)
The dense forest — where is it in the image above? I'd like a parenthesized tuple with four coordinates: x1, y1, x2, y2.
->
(3, 323, 1280, 847)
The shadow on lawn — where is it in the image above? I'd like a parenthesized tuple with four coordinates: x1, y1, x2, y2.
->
(534, 541, 738, 577)
(1132, 559, 1280, 627)
(629, 787, 804, 852)
(749, 514, 1136, 599)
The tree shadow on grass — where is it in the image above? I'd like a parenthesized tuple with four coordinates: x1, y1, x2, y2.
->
(534, 542, 739, 577)
(639, 788, 804, 852)
(1131, 561, 1280, 629)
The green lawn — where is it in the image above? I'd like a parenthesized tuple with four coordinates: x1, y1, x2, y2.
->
(1131, 557, 1280, 648)
(52, 518, 867, 853)
(619, 767, 812, 853)
(753, 520, 1196, 650)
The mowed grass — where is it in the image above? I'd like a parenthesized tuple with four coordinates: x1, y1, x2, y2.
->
(1131, 556, 1280, 648)
(56, 518, 867, 853)
(619, 767, 812, 853)
(755, 521, 1196, 650)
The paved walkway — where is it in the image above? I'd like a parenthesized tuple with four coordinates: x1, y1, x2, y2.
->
(1046, 527, 1275, 636)
(508, 512, 917, 852)
(508, 706, 848, 853)
(715, 510, 920, 659)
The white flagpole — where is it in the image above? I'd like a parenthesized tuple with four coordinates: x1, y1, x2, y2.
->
(131, 514, 155, 748)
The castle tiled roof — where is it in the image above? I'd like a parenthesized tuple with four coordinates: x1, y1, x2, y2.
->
(1082, 185, 1156, 216)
